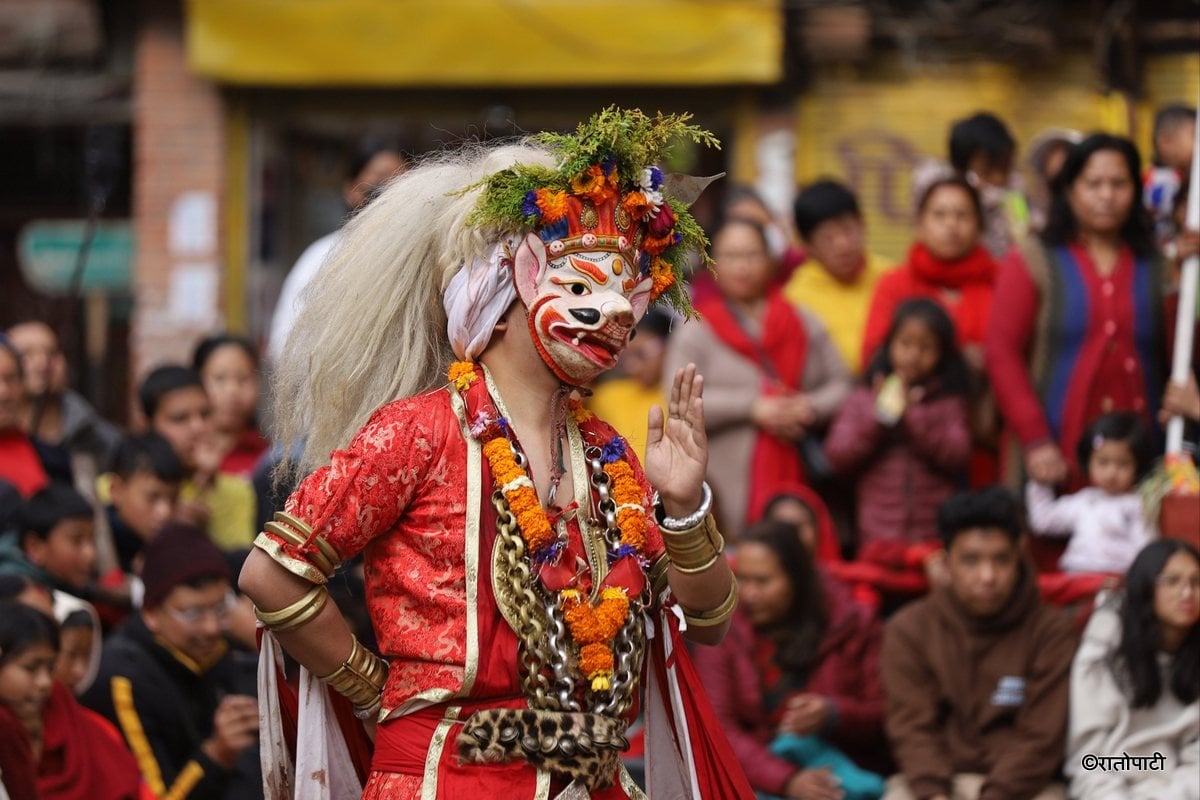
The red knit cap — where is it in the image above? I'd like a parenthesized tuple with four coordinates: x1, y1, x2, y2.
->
(141, 522, 230, 608)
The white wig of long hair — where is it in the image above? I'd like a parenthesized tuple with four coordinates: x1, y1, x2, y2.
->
(272, 140, 555, 474)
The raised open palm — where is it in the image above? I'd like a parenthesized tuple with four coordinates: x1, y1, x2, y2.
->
(645, 363, 709, 516)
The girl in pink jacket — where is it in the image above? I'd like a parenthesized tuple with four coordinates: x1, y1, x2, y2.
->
(825, 298, 972, 556)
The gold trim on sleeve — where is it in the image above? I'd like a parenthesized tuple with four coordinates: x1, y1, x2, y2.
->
(263, 511, 341, 577)
(449, 387, 482, 700)
(163, 761, 205, 800)
(252, 531, 329, 585)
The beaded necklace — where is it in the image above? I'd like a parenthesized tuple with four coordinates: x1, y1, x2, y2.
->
(449, 361, 651, 691)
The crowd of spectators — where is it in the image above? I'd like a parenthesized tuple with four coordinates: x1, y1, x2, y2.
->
(0, 110, 1197, 800)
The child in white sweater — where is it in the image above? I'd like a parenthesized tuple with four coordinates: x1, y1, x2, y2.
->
(1026, 412, 1155, 574)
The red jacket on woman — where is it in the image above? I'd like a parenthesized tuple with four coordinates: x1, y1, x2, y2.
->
(691, 572, 886, 796)
(985, 240, 1163, 481)
(824, 385, 970, 549)
(861, 243, 996, 366)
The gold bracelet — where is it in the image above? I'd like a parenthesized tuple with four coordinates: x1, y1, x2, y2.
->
(670, 549, 723, 575)
(648, 555, 671, 600)
(662, 514, 725, 572)
(680, 579, 738, 628)
(253, 585, 329, 632)
(320, 637, 388, 712)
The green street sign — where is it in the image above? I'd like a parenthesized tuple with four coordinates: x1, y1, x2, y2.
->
(17, 220, 133, 295)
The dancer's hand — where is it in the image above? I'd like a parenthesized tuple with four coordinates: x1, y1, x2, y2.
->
(646, 364, 708, 518)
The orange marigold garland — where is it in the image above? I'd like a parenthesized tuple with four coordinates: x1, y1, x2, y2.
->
(452, 363, 652, 694)
(482, 438, 555, 555)
(604, 459, 649, 553)
(563, 587, 630, 691)
(448, 360, 477, 392)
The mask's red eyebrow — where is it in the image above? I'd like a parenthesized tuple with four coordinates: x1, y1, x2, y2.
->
(569, 257, 608, 285)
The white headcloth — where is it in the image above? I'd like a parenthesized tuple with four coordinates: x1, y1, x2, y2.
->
(443, 239, 520, 361)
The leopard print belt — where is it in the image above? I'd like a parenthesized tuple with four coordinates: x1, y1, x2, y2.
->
(456, 707, 630, 791)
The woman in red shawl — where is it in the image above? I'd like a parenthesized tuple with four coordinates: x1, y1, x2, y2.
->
(0, 601, 147, 800)
(665, 219, 852, 537)
(0, 336, 48, 499)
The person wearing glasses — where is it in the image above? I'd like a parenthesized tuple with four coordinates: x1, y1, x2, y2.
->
(81, 523, 259, 799)
(1066, 539, 1200, 799)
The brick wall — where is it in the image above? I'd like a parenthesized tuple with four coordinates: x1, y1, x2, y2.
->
(130, 0, 224, 389)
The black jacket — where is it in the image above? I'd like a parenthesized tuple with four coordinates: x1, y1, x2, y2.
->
(80, 614, 257, 799)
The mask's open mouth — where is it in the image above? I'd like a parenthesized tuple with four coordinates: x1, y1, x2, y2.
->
(547, 321, 627, 368)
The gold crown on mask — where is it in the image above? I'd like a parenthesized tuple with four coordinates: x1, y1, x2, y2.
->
(467, 107, 720, 317)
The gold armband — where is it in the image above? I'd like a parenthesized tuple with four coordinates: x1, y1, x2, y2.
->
(253, 512, 342, 585)
(254, 585, 329, 633)
(320, 637, 388, 720)
(662, 514, 725, 574)
(680, 579, 738, 628)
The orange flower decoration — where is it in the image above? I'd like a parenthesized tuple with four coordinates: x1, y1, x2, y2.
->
(453, 372, 654, 697)
(482, 437, 554, 554)
(571, 165, 617, 205)
(620, 190, 652, 222)
(604, 460, 649, 552)
(535, 188, 569, 223)
(641, 232, 675, 256)
(649, 257, 676, 301)
(448, 361, 477, 391)
(565, 587, 629, 690)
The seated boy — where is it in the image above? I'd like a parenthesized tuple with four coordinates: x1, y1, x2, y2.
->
(0, 484, 96, 597)
(104, 432, 186, 573)
(784, 180, 890, 375)
(138, 366, 256, 552)
(882, 486, 1075, 800)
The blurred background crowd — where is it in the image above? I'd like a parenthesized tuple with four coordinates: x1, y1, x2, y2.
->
(0, 1, 1199, 799)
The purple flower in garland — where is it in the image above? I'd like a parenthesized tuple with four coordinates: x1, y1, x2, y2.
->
(600, 155, 617, 177)
(600, 436, 627, 464)
(612, 543, 639, 561)
(533, 539, 565, 564)
(521, 190, 541, 220)
(469, 411, 493, 439)
(639, 251, 652, 275)
(496, 417, 511, 436)
(639, 166, 664, 192)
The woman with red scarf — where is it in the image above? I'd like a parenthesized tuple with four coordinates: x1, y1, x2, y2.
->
(861, 176, 997, 365)
(665, 218, 852, 537)
(0, 336, 48, 499)
(861, 176, 999, 485)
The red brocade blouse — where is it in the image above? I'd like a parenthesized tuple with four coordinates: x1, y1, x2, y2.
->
(280, 385, 666, 797)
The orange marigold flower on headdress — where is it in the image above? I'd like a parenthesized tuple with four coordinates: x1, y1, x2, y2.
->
(620, 191, 653, 222)
(535, 188, 569, 223)
(571, 164, 616, 205)
(651, 272, 675, 299)
(649, 258, 676, 300)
